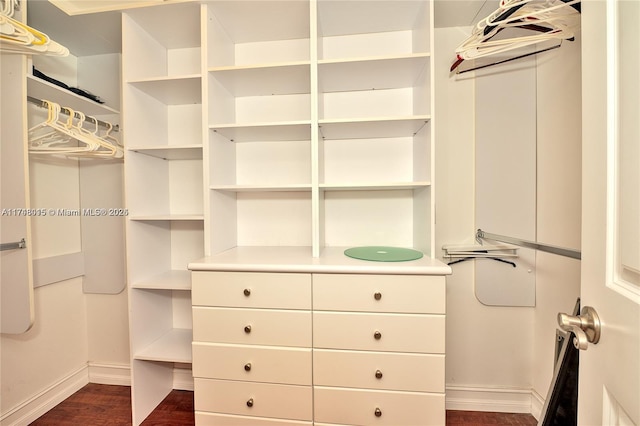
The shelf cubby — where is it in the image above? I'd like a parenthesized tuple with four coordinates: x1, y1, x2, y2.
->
(206, 1, 310, 68)
(317, 0, 430, 61)
(122, 2, 202, 81)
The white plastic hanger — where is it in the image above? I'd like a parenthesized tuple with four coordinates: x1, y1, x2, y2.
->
(451, 0, 580, 72)
(0, 0, 68, 57)
(29, 100, 123, 159)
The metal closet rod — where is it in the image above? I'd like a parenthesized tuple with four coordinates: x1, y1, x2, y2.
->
(27, 96, 119, 132)
(476, 229, 581, 260)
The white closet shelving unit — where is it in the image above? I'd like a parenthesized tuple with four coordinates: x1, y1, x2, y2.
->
(123, 0, 434, 423)
(121, 2, 204, 424)
(206, 0, 313, 254)
(316, 0, 433, 256)
(206, 0, 434, 258)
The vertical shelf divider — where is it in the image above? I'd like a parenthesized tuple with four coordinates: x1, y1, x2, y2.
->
(310, 0, 321, 258)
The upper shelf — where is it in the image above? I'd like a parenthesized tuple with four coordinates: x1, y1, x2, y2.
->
(128, 75, 202, 105)
(319, 116, 430, 140)
(27, 75, 119, 115)
(209, 62, 311, 96)
(211, 122, 311, 143)
(319, 54, 430, 93)
(127, 145, 203, 160)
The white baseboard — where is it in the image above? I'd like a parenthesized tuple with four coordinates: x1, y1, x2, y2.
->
(530, 389, 545, 421)
(1, 363, 192, 426)
(173, 367, 194, 391)
(88, 362, 192, 391)
(88, 362, 131, 386)
(445, 385, 540, 415)
(0, 366, 88, 426)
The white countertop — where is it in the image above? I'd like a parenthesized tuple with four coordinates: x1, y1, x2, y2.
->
(188, 246, 452, 275)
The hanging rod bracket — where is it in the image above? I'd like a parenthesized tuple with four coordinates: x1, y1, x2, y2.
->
(1, 238, 26, 251)
(476, 229, 581, 260)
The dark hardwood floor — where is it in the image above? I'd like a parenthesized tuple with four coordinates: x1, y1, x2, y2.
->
(30, 383, 538, 426)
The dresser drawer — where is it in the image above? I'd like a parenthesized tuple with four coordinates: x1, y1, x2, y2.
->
(313, 274, 445, 314)
(314, 387, 445, 426)
(193, 343, 311, 385)
(192, 271, 311, 309)
(313, 349, 444, 392)
(196, 412, 312, 425)
(195, 378, 312, 421)
(313, 312, 445, 353)
(193, 307, 311, 347)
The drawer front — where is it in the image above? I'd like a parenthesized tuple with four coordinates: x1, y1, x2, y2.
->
(313, 349, 444, 392)
(196, 412, 312, 425)
(313, 312, 445, 353)
(195, 378, 312, 421)
(193, 343, 311, 385)
(193, 307, 311, 347)
(313, 274, 445, 314)
(192, 271, 311, 309)
(314, 387, 445, 426)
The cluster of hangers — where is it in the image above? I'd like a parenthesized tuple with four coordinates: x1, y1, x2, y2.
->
(28, 99, 123, 159)
(0, 0, 68, 56)
(451, 0, 581, 74)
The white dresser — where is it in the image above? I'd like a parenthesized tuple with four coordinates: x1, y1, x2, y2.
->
(189, 247, 451, 426)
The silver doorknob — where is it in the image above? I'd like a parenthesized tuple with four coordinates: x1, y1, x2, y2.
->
(557, 306, 601, 350)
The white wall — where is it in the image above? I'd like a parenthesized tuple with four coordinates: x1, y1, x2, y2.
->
(435, 28, 535, 409)
(0, 278, 87, 415)
(435, 26, 582, 415)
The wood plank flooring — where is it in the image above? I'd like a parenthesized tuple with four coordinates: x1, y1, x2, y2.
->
(30, 383, 538, 426)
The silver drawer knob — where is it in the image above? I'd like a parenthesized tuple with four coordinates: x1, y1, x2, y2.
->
(374, 292, 382, 301)
(373, 330, 382, 340)
(244, 363, 251, 372)
(246, 398, 254, 407)
(243, 288, 251, 297)
(375, 407, 382, 417)
(244, 325, 252, 334)
(375, 369, 383, 379)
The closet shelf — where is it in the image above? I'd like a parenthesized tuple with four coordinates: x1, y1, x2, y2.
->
(320, 182, 431, 191)
(319, 116, 430, 140)
(27, 75, 119, 115)
(131, 270, 192, 291)
(127, 145, 203, 160)
(211, 184, 312, 193)
(319, 54, 429, 93)
(133, 328, 192, 363)
(209, 62, 311, 96)
(210, 122, 311, 142)
(128, 75, 202, 105)
(129, 214, 205, 221)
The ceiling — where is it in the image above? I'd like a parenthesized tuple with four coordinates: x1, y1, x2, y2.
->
(28, 0, 499, 56)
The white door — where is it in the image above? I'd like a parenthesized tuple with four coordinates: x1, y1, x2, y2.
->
(578, 0, 640, 424)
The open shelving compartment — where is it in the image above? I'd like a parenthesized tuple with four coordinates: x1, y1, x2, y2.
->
(121, 2, 205, 424)
(205, 0, 314, 255)
(315, 0, 434, 256)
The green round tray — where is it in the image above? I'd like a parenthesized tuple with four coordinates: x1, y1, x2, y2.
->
(344, 246, 424, 262)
